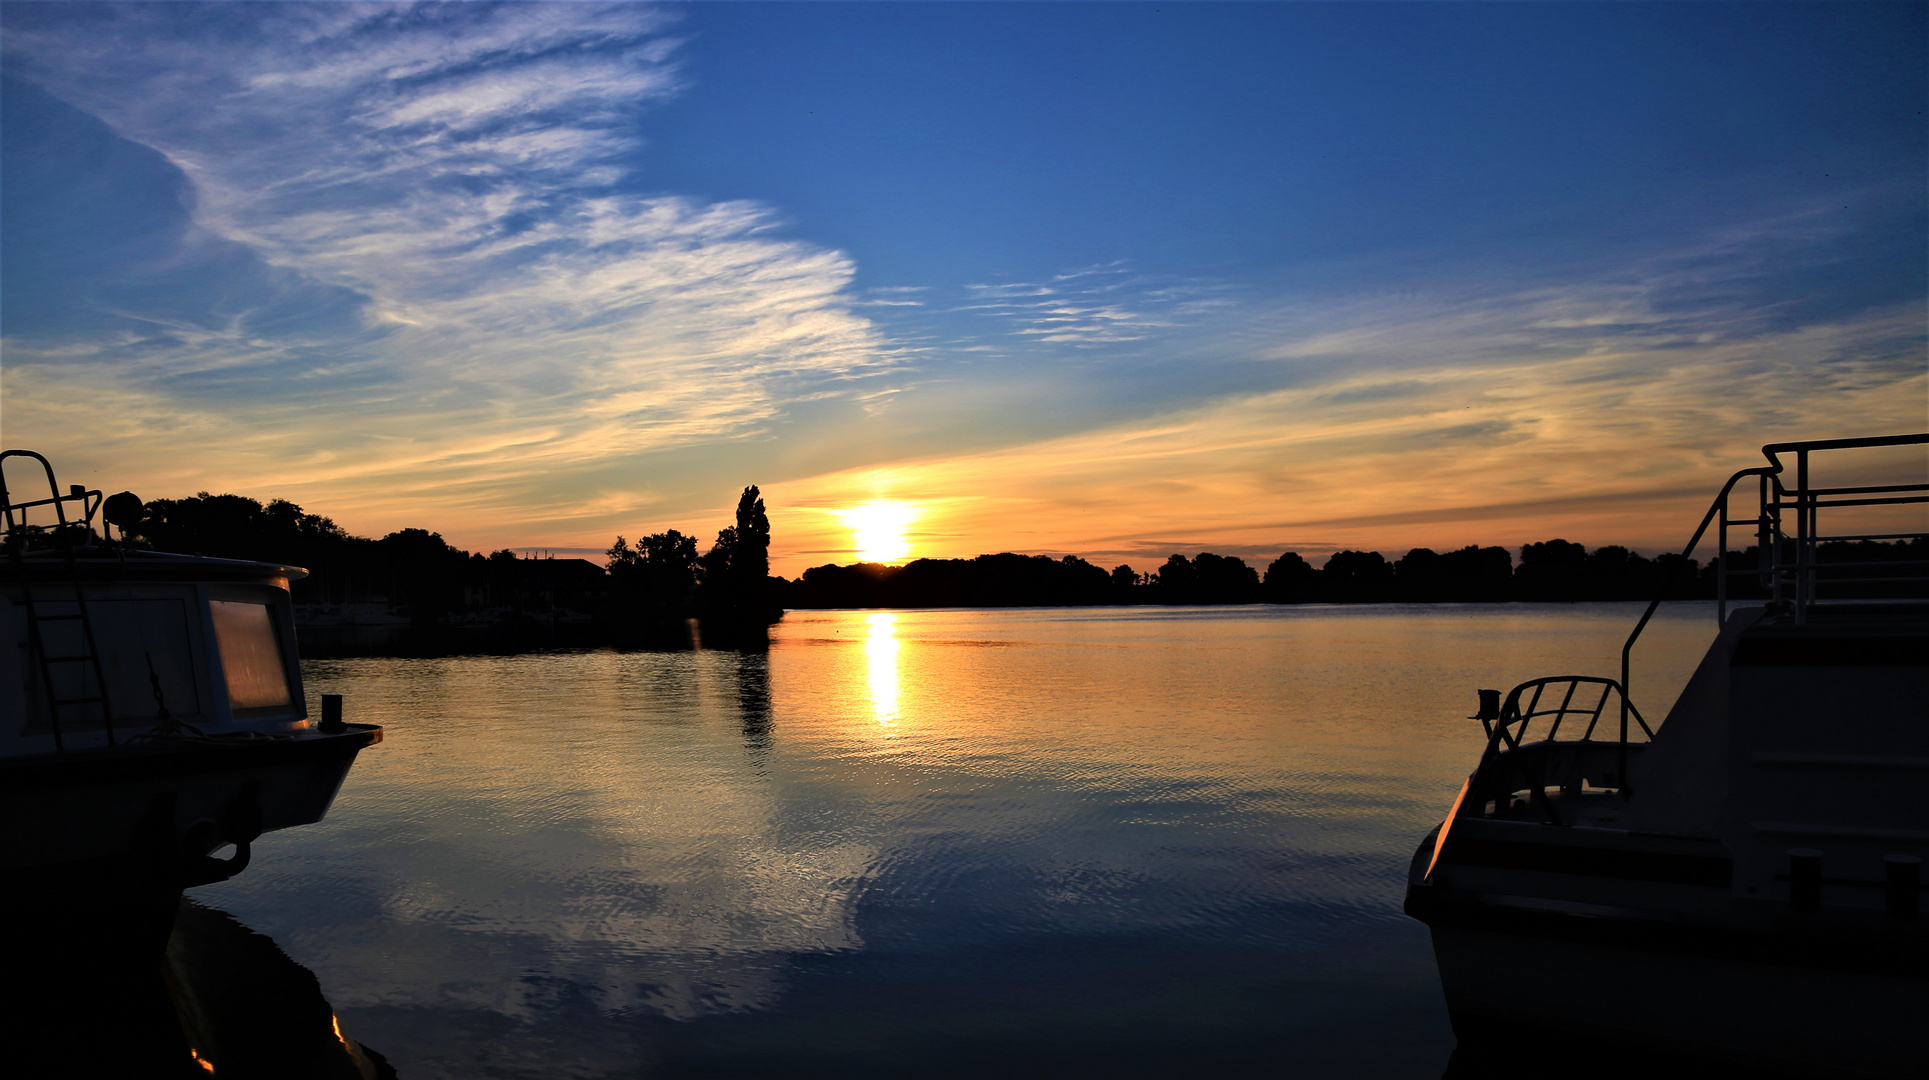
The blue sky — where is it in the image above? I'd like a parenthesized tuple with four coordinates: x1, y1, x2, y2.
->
(2, 2, 1924, 571)
(654, 5, 1920, 290)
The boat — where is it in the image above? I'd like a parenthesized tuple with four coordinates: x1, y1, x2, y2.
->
(0, 449, 383, 1072)
(1, 448, 381, 897)
(1405, 433, 1928, 1077)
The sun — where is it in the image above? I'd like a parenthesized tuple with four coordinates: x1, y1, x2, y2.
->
(836, 500, 919, 563)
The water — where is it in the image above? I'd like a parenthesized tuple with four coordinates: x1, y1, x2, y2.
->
(194, 603, 1719, 1078)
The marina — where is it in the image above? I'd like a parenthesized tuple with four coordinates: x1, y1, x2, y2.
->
(3, 3, 1923, 1075)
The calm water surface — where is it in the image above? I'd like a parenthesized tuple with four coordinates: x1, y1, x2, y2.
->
(196, 603, 1718, 1078)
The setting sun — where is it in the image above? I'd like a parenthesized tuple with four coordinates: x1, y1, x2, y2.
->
(836, 500, 919, 563)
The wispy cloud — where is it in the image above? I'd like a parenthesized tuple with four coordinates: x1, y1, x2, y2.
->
(958, 263, 1235, 346)
(3, 3, 899, 517)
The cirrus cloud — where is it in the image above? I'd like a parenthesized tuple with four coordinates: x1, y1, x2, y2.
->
(3, 2, 900, 521)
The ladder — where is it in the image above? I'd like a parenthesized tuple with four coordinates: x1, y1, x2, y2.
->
(1, 450, 115, 750)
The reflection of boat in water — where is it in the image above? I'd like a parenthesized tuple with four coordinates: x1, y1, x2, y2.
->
(1407, 434, 1927, 1077)
(0, 449, 384, 1074)
(167, 897, 394, 1079)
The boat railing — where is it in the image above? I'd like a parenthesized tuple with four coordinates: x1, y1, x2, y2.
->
(1479, 675, 1651, 749)
(1718, 434, 1929, 623)
(1618, 433, 1928, 759)
(1423, 676, 1649, 874)
(0, 449, 104, 549)
(1468, 676, 1649, 817)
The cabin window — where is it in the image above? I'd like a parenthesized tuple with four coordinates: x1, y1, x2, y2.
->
(210, 600, 293, 711)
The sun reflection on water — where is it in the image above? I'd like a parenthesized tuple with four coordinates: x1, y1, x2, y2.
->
(865, 612, 899, 727)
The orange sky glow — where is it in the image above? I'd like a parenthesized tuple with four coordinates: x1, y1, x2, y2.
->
(13, 342, 1923, 579)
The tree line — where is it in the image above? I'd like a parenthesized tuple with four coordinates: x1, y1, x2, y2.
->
(782, 537, 1927, 608)
(123, 486, 783, 630)
(601, 486, 781, 626)
(120, 488, 1923, 622)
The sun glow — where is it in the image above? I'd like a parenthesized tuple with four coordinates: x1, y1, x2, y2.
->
(836, 500, 919, 563)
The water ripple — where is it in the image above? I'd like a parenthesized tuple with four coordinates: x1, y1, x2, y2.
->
(195, 603, 1718, 1078)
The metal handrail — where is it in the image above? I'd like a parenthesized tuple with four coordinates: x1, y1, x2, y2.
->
(1618, 433, 1928, 787)
(1, 449, 102, 543)
(1487, 676, 1650, 745)
(1616, 464, 1773, 788)
(1756, 433, 1928, 622)
(1456, 676, 1648, 829)
(1478, 676, 1649, 759)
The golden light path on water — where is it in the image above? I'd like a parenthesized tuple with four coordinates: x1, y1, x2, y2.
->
(865, 612, 899, 728)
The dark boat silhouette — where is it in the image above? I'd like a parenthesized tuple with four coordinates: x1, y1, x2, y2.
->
(1406, 433, 1928, 1077)
(0, 449, 383, 1075)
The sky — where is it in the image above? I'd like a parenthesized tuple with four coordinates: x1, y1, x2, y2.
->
(2, 2, 1924, 576)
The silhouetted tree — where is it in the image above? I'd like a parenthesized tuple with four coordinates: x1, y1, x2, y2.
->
(1437, 545, 1513, 600)
(1582, 545, 1649, 600)
(1394, 548, 1445, 600)
(1649, 551, 1703, 600)
(1323, 550, 1394, 602)
(133, 493, 390, 608)
(736, 486, 771, 583)
(374, 528, 469, 623)
(134, 492, 351, 564)
(641, 530, 701, 597)
(1193, 552, 1261, 603)
(1155, 554, 1198, 603)
(608, 529, 701, 623)
(1262, 552, 1320, 603)
(1516, 539, 1589, 601)
(699, 486, 779, 624)
(606, 536, 638, 570)
(1394, 545, 1513, 601)
(1054, 555, 1115, 604)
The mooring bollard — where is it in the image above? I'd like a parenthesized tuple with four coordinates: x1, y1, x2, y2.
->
(320, 693, 345, 733)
